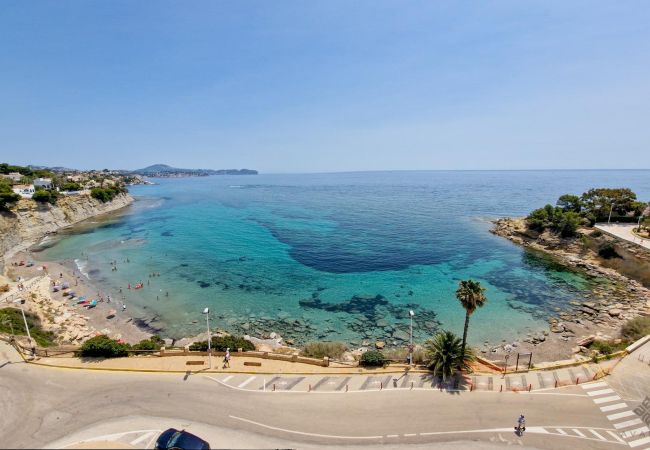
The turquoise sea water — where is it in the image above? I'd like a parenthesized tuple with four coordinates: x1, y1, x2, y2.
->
(36, 170, 650, 346)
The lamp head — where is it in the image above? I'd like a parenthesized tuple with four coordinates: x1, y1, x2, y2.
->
(203, 307, 209, 314)
(409, 310, 415, 317)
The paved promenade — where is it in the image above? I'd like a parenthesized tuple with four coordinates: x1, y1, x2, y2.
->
(595, 223, 650, 250)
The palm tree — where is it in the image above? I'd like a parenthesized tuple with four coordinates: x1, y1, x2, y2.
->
(456, 279, 487, 358)
(425, 330, 474, 380)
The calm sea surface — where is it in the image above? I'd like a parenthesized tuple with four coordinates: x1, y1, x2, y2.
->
(37, 170, 650, 345)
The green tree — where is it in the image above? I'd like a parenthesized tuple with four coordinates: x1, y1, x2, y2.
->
(556, 194, 582, 213)
(32, 188, 59, 205)
(580, 188, 638, 221)
(554, 210, 582, 237)
(455, 279, 487, 358)
(425, 330, 474, 380)
(0, 179, 20, 210)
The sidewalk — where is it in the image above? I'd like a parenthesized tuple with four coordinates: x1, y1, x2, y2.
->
(21, 346, 622, 393)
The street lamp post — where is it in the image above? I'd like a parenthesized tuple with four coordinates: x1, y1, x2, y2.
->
(203, 307, 211, 369)
(408, 310, 415, 365)
(13, 299, 33, 354)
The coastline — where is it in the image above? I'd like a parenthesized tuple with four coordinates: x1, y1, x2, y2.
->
(1, 193, 152, 345)
(487, 217, 650, 363)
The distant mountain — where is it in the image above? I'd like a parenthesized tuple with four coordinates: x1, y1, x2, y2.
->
(132, 164, 258, 177)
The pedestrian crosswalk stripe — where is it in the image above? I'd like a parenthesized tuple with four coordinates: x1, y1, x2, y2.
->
(601, 403, 628, 412)
(238, 376, 256, 388)
(581, 381, 608, 390)
(587, 388, 615, 397)
(594, 395, 622, 404)
(628, 435, 650, 448)
(588, 429, 606, 441)
(613, 418, 643, 429)
(129, 431, 156, 446)
(222, 375, 234, 383)
(571, 429, 586, 438)
(556, 428, 567, 435)
(607, 410, 635, 421)
(622, 426, 650, 439)
(606, 430, 626, 443)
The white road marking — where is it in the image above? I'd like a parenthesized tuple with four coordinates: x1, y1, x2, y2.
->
(222, 375, 234, 383)
(572, 429, 586, 438)
(582, 381, 608, 390)
(601, 403, 628, 412)
(622, 426, 650, 439)
(628, 435, 650, 448)
(606, 430, 626, 443)
(587, 388, 615, 397)
(607, 411, 636, 421)
(130, 431, 156, 446)
(238, 376, 256, 388)
(229, 415, 383, 439)
(613, 418, 643, 429)
(556, 429, 567, 435)
(403, 433, 417, 437)
(386, 434, 399, 438)
(589, 429, 607, 441)
(594, 395, 622, 404)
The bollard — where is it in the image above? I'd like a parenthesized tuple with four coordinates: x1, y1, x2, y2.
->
(528, 384, 532, 392)
(500, 385, 503, 392)
(273, 384, 276, 391)
(575, 377, 580, 385)
(380, 381, 383, 390)
(555, 380, 558, 388)
(411, 381, 414, 390)
(470, 383, 473, 392)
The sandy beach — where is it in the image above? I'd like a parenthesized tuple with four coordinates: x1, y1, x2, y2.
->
(2, 250, 150, 345)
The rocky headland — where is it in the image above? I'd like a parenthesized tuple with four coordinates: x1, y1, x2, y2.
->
(0, 192, 133, 269)
(489, 217, 650, 363)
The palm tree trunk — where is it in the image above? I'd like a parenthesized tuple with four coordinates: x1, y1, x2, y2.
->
(461, 311, 470, 357)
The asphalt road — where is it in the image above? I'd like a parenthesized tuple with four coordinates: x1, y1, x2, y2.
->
(0, 342, 636, 449)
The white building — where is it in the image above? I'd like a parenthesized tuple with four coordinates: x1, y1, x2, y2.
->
(2, 172, 22, 183)
(33, 178, 53, 189)
(12, 184, 35, 198)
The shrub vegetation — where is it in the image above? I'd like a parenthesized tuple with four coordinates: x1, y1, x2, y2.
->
(621, 316, 650, 341)
(0, 307, 56, 347)
(79, 335, 130, 357)
(90, 186, 126, 202)
(188, 335, 255, 352)
(32, 188, 59, 204)
(598, 243, 621, 259)
(360, 350, 387, 367)
(0, 179, 20, 211)
(301, 341, 347, 359)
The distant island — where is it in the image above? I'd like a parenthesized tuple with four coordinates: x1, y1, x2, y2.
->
(132, 164, 258, 177)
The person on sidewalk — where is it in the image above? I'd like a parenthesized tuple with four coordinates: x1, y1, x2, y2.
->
(223, 348, 231, 368)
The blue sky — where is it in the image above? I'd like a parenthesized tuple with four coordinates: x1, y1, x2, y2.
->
(1, 1, 649, 172)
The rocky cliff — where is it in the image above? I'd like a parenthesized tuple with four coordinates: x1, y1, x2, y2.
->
(0, 193, 133, 264)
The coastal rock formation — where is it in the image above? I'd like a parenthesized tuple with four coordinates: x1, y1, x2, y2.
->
(491, 217, 650, 335)
(0, 193, 133, 267)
